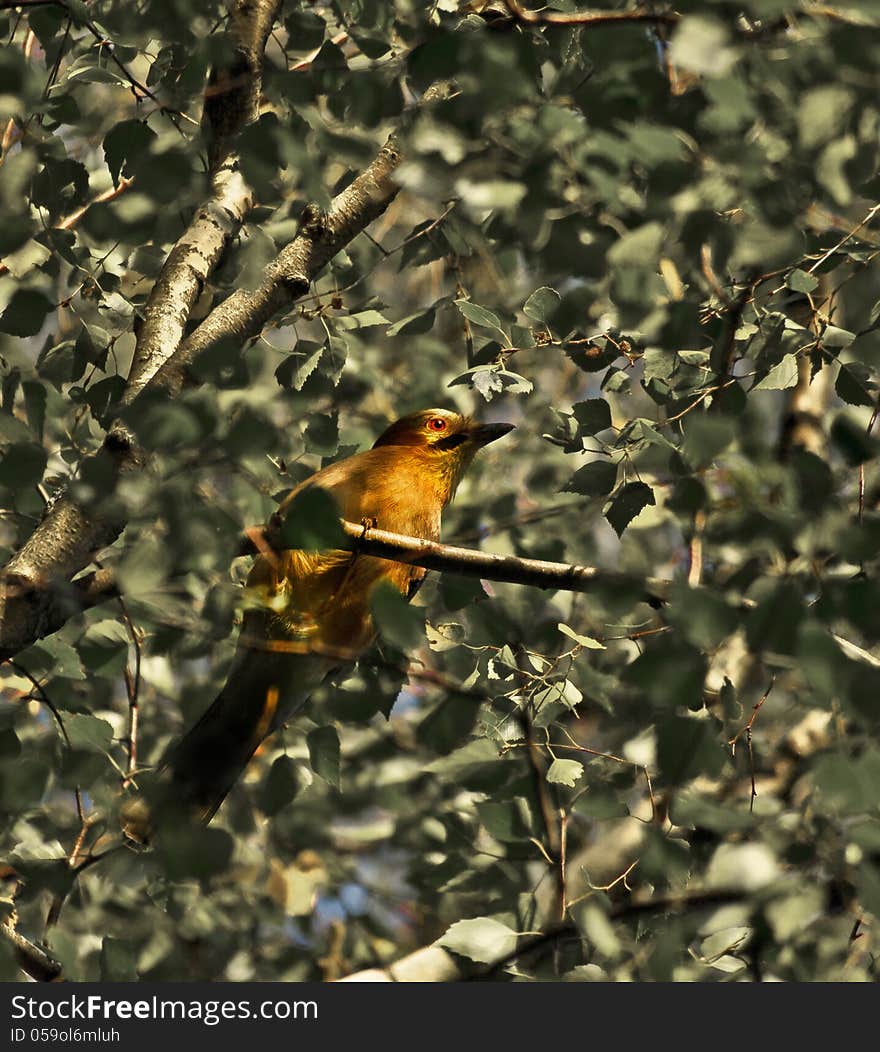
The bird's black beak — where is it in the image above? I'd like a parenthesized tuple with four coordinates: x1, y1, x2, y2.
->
(469, 421, 515, 446)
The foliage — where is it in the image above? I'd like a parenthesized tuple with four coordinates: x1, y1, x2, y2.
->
(1, 0, 880, 983)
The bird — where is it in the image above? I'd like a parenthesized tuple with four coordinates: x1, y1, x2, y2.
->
(129, 408, 514, 831)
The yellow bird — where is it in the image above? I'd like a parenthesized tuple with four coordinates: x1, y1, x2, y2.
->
(149, 408, 513, 825)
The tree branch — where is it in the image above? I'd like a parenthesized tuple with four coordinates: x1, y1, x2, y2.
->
(243, 518, 670, 604)
(124, 0, 282, 399)
(148, 145, 400, 396)
(147, 83, 449, 398)
(0, 921, 63, 982)
(500, 1, 678, 29)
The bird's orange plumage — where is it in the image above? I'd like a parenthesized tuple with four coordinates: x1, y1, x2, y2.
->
(128, 409, 513, 829)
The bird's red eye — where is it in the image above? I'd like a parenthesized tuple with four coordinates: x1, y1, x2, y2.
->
(427, 417, 447, 432)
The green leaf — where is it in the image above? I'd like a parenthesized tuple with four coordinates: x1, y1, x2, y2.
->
(670, 15, 736, 76)
(386, 308, 436, 337)
(752, 353, 799, 391)
(284, 9, 326, 50)
(563, 460, 617, 497)
(745, 581, 804, 655)
(0, 443, 46, 489)
(307, 725, 341, 788)
(557, 623, 605, 649)
(785, 269, 819, 294)
(667, 584, 739, 651)
(835, 363, 875, 408)
(278, 486, 346, 551)
(156, 824, 234, 881)
(77, 619, 130, 676)
(371, 581, 424, 651)
(605, 481, 655, 536)
(275, 342, 323, 391)
(798, 85, 853, 150)
(830, 413, 880, 465)
(439, 575, 487, 611)
(455, 178, 526, 212)
(103, 118, 156, 186)
(607, 222, 664, 267)
(671, 792, 754, 834)
(523, 286, 560, 324)
(476, 799, 532, 842)
(681, 415, 735, 469)
(65, 713, 113, 752)
(657, 715, 726, 787)
(438, 917, 518, 964)
(257, 756, 301, 816)
(624, 638, 707, 709)
(417, 694, 479, 755)
(333, 309, 389, 331)
(572, 398, 612, 435)
(100, 937, 138, 981)
(454, 299, 507, 338)
(303, 411, 338, 455)
(0, 289, 53, 337)
(546, 758, 584, 787)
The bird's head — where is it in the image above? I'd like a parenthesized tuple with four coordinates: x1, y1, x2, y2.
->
(373, 408, 514, 504)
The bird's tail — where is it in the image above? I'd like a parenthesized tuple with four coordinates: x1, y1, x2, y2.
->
(124, 645, 337, 836)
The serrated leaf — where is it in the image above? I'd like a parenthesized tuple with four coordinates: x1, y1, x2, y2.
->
(16, 636, 85, 682)
(835, 363, 875, 408)
(563, 460, 617, 497)
(103, 118, 155, 186)
(605, 481, 655, 536)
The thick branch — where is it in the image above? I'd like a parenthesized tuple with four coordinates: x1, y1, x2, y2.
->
(243, 518, 669, 604)
(151, 138, 405, 397)
(0, 0, 285, 657)
(0, 922, 63, 982)
(500, 1, 678, 28)
(0, 86, 447, 660)
(124, 0, 282, 399)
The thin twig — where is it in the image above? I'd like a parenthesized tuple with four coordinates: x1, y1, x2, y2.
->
(0, 179, 134, 277)
(858, 403, 879, 523)
(9, 660, 70, 746)
(688, 509, 705, 588)
(728, 676, 776, 812)
(116, 593, 142, 784)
